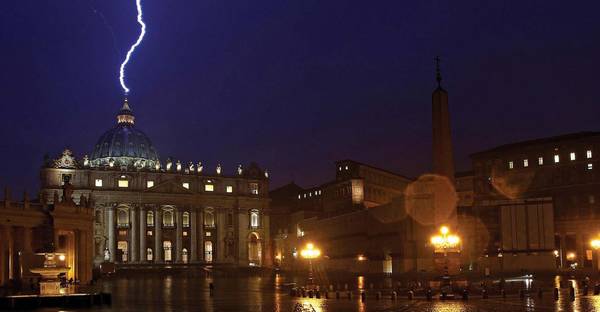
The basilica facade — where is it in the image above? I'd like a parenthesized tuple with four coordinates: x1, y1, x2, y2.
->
(40, 100, 271, 267)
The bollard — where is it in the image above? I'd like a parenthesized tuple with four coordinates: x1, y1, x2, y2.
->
(308, 290, 313, 298)
(570, 286, 575, 301)
(361, 291, 366, 302)
(408, 290, 414, 300)
(302, 288, 307, 298)
(441, 290, 447, 300)
(462, 289, 468, 300)
(316, 290, 321, 299)
(482, 289, 488, 299)
(538, 288, 543, 298)
(595, 284, 600, 295)
(336, 291, 340, 299)
(501, 289, 506, 299)
(426, 289, 433, 301)
(583, 285, 589, 296)
(391, 291, 397, 300)
(554, 288, 559, 301)
(376, 291, 381, 300)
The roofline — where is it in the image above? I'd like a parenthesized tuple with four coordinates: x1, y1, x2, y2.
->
(470, 131, 600, 158)
(335, 159, 414, 181)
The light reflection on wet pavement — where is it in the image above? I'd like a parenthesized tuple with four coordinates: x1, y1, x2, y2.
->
(33, 269, 600, 311)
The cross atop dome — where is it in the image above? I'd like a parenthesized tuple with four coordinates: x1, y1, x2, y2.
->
(117, 98, 135, 124)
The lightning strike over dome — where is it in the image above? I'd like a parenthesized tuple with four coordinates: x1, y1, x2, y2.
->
(119, 0, 146, 95)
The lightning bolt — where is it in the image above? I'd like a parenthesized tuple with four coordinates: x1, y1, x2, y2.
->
(119, 0, 146, 95)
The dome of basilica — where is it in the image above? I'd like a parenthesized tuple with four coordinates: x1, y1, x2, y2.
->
(89, 99, 159, 168)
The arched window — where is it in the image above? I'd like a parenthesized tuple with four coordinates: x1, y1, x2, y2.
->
(117, 209, 129, 227)
(250, 210, 259, 228)
(182, 212, 190, 228)
(163, 210, 174, 227)
(147, 211, 154, 226)
(204, 210, 215, 227)
(146, 248, 153, 261)
(204, 241, 213, 263)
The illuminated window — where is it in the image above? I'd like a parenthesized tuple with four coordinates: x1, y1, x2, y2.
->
(163, 210, 174, 227)
(182, 212, 190, 227)
(588, 150, 593, 159)
(205, 184, 214, 192)
(147, 230, 153, 236)
(146, 248, 153, 261)
(338, 166, 342, 171)
(554, 155, 560, 163)
(588, 163, 593, 170)
(118, 180, 129, 188)
(250, 210, 259, 228)
(226, 185, 233, 193)
(205, 232, 212, 237)
(146, 211, 154, 226)
(183, 231, 188, 237)
(95, 179, 103, 187)
(538, 157, 544, 165)
(182, 182, 190, 189)
(146, 180, 154, 188)
(570, 152, 576, 161)
(249, 183, 259, 195)
(589, 195, 595, 204)
(508, 161, 514, 169)
(523, 159, 529, 167)
(298, 194, 301, 199)
(345, 165, 349, 170)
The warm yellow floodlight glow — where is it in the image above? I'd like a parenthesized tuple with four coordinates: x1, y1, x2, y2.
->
(440, 226, 449, 235)
(300, 243, 321, 259)
(591, 239, 600, 249)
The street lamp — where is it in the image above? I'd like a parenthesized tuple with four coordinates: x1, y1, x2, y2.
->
(590, 239, 600, 272)
(300, 243, 321, 288)
(430, 226, 461, 277)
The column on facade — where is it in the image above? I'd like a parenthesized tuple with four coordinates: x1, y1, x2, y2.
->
(107, 206, 116, 262)
(139, 206, 147, 263)
(130, 206, 138, 262)
(0, 225, 6, 285)
(190, 209, 198, 262)
(154, 206, 163, 263)
(176, 208, 183, 263)
(23, 227, 33, 254)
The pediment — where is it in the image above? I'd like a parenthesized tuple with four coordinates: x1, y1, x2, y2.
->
(144, 180, 193, 194)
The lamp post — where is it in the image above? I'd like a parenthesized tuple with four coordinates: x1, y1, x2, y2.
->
(300, 243, 321, 289)
(430, 226, 461, 277)
(591, 239, 600, 273)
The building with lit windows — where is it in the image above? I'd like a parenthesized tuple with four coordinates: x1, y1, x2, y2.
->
(40, 100, 270, 267)
(467, 131, 600, 271)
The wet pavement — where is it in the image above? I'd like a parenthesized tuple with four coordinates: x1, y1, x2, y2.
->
(31, 268, 600, 311)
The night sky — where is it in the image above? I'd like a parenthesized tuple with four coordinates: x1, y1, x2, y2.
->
(1, 1, 600, 196)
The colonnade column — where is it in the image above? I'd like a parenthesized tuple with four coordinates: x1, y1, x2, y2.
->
(154, 206, 163, 263)
(176, 208, 183, 263)
(190, 209, 198, 262)
(139, 206, 147, 263)
(130, 206, 138, 262)
(107, 206, 116, 262)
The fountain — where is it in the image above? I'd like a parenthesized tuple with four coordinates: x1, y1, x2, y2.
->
(30, 253, 70, 296)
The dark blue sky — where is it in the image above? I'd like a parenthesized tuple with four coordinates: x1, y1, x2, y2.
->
(1, 1, 600, 195)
